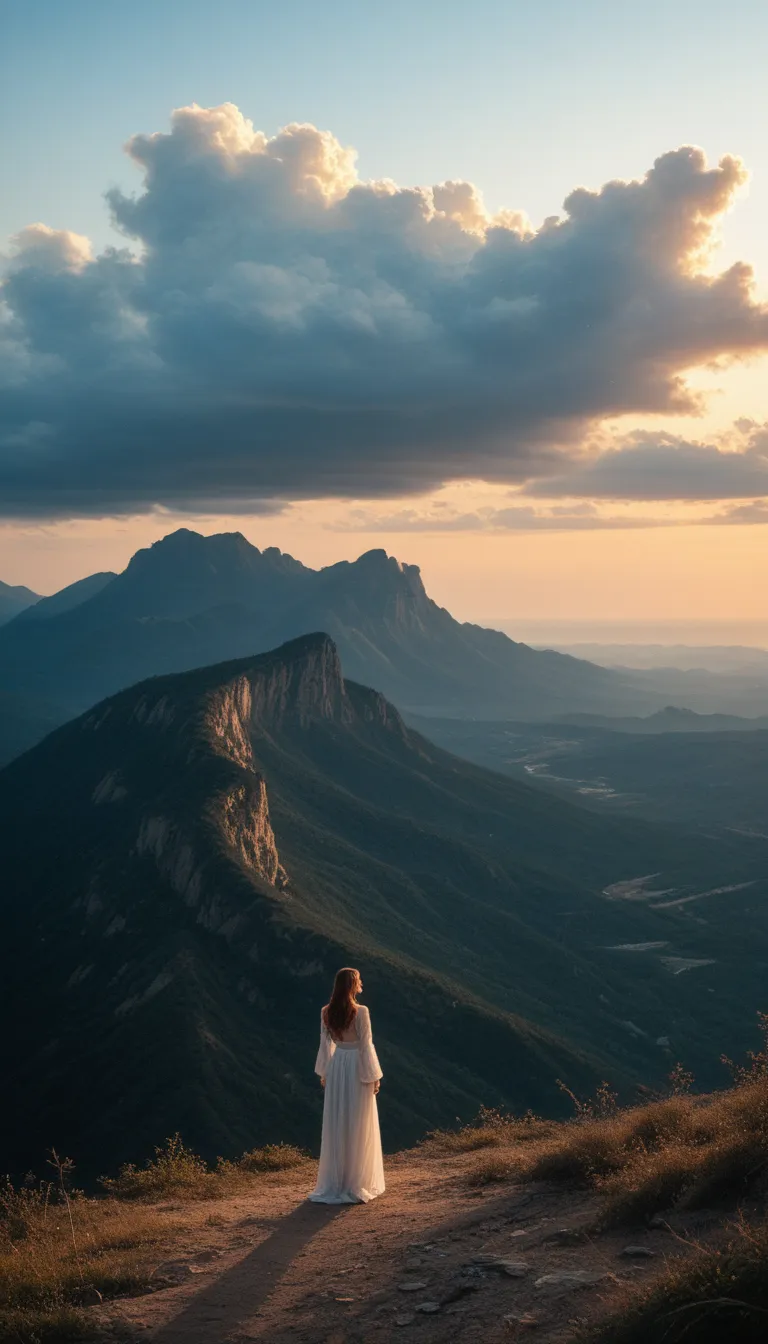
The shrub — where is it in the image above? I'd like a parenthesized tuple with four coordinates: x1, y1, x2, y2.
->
(229, 1143, 309, 1173)
(100, 1134, 208, 1200)
(722, 1012, 768, 1087)
(102, 1134, 311, 1200)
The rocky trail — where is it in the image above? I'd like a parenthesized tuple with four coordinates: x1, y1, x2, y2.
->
(95, 1150, 691, 1343)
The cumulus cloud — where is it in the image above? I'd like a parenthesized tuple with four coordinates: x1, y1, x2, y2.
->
(2, 102, 768, 518)
(524, 424, 768, 500)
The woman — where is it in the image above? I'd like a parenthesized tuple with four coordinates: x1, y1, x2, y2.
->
(309, 967, 385, 1204)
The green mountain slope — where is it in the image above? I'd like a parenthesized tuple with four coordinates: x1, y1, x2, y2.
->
(1, 635, 766, 1178)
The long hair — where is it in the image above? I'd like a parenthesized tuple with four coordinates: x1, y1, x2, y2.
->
(323, 967, 360, 1039)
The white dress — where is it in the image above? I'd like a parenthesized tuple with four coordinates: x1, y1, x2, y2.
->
(308, 1003, 385, 1204)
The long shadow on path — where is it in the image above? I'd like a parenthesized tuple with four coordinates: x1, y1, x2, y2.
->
(149, 1200, 348, 1343)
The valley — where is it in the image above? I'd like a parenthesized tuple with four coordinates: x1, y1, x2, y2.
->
(411, 714, 768, 832)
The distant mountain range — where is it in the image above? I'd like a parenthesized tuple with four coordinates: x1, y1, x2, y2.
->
(0, 578, 40, 626)
(2, 528, 768, 768)
(2, 634, 767, 1176)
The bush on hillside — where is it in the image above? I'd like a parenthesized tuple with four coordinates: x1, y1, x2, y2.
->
(101, 1133, 310, 1200)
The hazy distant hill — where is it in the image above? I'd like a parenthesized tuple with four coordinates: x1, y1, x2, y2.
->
(11, 571, 116, 623)
(1, 635, 767, 1175)
(545, 642, 768, 676)
(0, 578, 40, 626)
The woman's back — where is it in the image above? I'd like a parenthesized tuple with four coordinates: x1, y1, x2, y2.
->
(322, 1001, 360, 1043)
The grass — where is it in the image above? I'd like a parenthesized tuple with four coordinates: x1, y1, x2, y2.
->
(0, 1137, 311, 1342)
(426, 1069, 768, 1342)
(101, 1134, 311, 1200)
(0, 1176, 177, 1344)
(423, 1105, 558, 1155)
(426, 1080, 768, 1227)
(581, 1216, 768, 1344)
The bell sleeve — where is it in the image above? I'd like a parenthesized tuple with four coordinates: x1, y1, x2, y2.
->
(356, 1005, 383, 1084)
(314, 1010, 336, 1079)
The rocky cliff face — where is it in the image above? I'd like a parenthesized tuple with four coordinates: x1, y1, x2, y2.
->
(205, 634, 347, 742)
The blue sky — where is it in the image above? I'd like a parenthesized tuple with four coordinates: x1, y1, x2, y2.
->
(3, 0, 767, 267)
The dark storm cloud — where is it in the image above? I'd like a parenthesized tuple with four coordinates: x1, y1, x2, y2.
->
(2, 103, 768, 519)
(523, 426, 768, 501)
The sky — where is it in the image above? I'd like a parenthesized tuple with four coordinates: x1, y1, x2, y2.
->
(2, 0, 768, 631)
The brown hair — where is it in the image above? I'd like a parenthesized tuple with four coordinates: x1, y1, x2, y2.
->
(323, 967, 360, 1039)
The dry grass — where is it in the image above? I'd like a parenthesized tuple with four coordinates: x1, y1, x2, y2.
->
(0, 1178, 178, 1343)
(431, 1079, 768, 1228)
(423, 1106, 558, 1155)
(532, 1082, 768, 1226)
(0, 1136, 311, 1341)
(581, 1216, 768, 1344)
(101, 1134, 311, 1201)
(465, 1152, 516, 1186)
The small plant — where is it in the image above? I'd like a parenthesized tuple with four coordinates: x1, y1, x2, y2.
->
(100, 1134, 208, 1200)
(0, 1175, 54, 1242)
(556, 1078, 619, 1119)
(668, 1062, 695, 1096)
(722, 1012, 768, 1087)
(47, 1151, 84, 1286)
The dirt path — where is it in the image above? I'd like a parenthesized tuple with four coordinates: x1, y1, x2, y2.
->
(98, 1152, 681, 1343)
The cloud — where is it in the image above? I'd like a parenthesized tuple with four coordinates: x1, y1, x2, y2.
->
(711, 498, 768, 524)
(523, 424, 768, 500)
(331, 503, 675, 532)
(2, 102, 768, 519)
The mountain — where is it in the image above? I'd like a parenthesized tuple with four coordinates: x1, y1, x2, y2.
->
(2, 634, 767, 1177)
(58, 528, 310, 627)
(3, 530, 768, 772)
(0, 578, 40, 625)
(11, 571, 116, 622)
(0, 529, 737, 745)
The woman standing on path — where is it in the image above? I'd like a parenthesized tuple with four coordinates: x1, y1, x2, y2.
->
(309, 967, 385, 1204)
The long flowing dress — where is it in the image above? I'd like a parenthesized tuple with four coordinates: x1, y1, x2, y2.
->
(308, 1003, 385, 1204)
